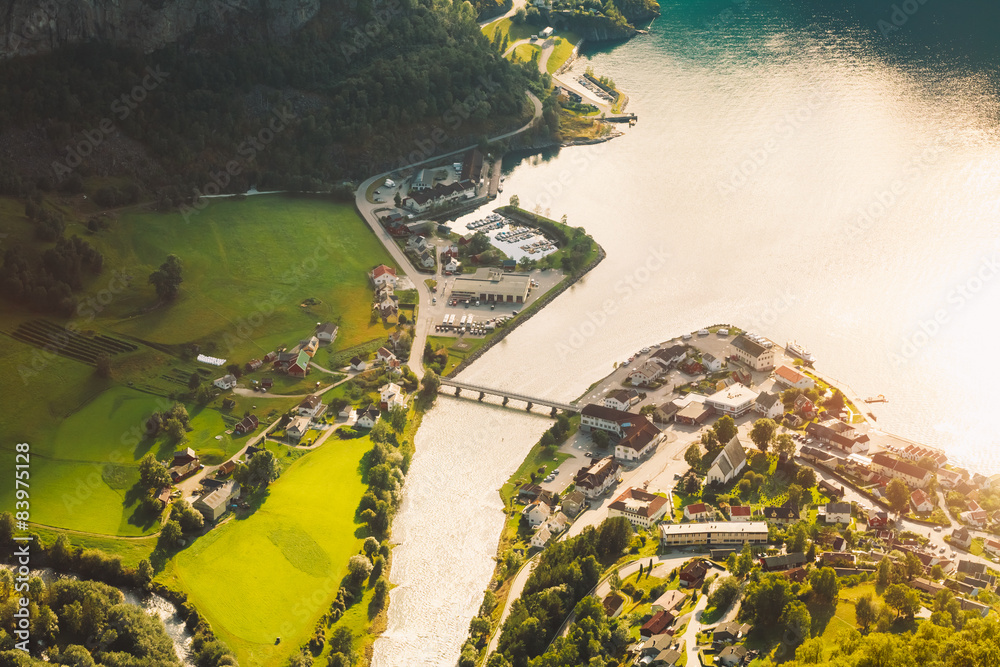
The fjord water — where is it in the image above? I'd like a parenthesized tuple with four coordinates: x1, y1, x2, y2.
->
(373, 1, 1000, 663)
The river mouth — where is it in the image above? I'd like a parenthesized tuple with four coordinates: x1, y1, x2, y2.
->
(374, 0, 1000, 663)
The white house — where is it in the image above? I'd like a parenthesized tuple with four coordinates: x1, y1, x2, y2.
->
(985, 539, 1000, 558)
(316, 322, 339, 343)
(406, 235, 428, 252)
(755, 392, 783, 419)
(774, 365, 815, 390)
(286, 415, 311, 441)
(603, 389, 638, 412)
(296, 395, 323, 418)
(702, 353, 723, 372)
(731, 335, 776, 371)
(350, 356, 367, 371)
(193, 480, 240, 521)
(523, 502, 551, 528)
(379, 383, 407, 411)
(213, 374, 237, 390)
(951, 527, 972, 549)
(417, 249, 435, 269)
(910, 489, 934, 514)
(608, 488, 669, 527)
(823, 502, 852, 524)
(683, 503, 714, 522)
(357, 405, 380, 428)
(705, 384, 758, 418)
(444, 258, 461, 273)
(652, 344, 688, 367)
(376, 347, 397, 365)
(338, 404, 355, 420)
(581, 404, 655, 437)
(369, 264, 398, 288)
(961, 509, 988, 528)
(706, 436, 748, 485)
(628, 360, 667, 386)
(530, 524, 553, 549)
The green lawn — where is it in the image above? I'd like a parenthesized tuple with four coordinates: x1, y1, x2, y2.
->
(426, 335, 491, 376)
(168, 434, 373, 666)
(481, 17, 536, 45)
(510, 43, 541, 64)
(546, 34, 580, 74)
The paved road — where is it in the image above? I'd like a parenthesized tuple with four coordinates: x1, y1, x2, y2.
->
(479, 0, 527, 28)
(486, 556, 538, 655)
(353, 91, 543, 380)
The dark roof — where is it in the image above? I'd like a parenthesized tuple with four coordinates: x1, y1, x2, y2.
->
(298, 394, 321, 410)
(756, 391, 780, 409)
(680, 560, 708, 580)
(350, 356, 363, 365)
(763, 505, 799, 520)
(762, 553, 807, 571)
(732, 334, 767, 357)
(607, 389, 632, 404)
(826, 502, 852, 515)
(617, 420, 661, 452)
(581, 403, 647, 424)
(641, 610, 675, 636)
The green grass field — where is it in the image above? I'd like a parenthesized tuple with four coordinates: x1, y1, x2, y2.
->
(546, 34, 581, 74)
(0, 194, 399, 538)
(168, 434, 373, 665)
(510, 43, 541, 64)
(482, 18, 536, 45)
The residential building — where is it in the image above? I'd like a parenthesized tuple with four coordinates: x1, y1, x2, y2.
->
(773, 365, 815, 390)
(376, 347, 397, 365)
(937, 468, 963, 489)
(760, 553, 807, 572)
(807, 420, 871, 454)
(286, 415, 311, 441)
(452, 267, 531, 303)
(287, 350, 310, 377)
(379, 382, 407, 411)
(608, 488, 669, 527)
(350, 356, 367, 371)
(729, 505, 753, 521)
(213, 374, 237, 390)
(369, 264, 398, 288)
(316, 322, 339, 343)
(416, 249, 435, 268)
(731, 334, 776, 371)
(603, 592, 625, 618)
(762, 505, 799, 525)
(339, 404, 354, 419)
(562, 490, 586, 517)
(297, 336, 320, 357)
(640, 640, 682, 667)
(603, 389, 638, 411)
(356, 405, 380, 428)
(170, 448, 200, 482)
(675, 400, 712, 425)
(951, 527, 972, 549)
(614, 420, 662, 462)
(296, 395, 323, 418)
(651, 402, 679, 424)
(718, 646, 748, 667)
(652, 344, 688, 367)
(713, 621, 751, 643)
(870, 452, 932, 489)
(233, 414, 258, 435)
(651, 589, 686, 613)
(658, 522, 768, 548)
(822, 502, 852, 524)
(679, 560, 709, 588)
(684, 503, 714, 522)
(640, 610, 675, 638)
(702, 352, 723, 372)
(705, 384, 759, 418)
(523, 502, 551, 528)
(867, 509, 889, 528)
(573, 457, 620, 498)
(706, 436, 748, 486)
(984, 539, 1000, 557)
(910, 489, 933, 513)
(755, 391, 783, 419)
(628, 360, 668, 386)
(818, 480, 845, 498)
(959, 598, 990, 618)
(961, 509, 988, 528)
(530, 524, 553, 549)
(193, 480, 240, 521)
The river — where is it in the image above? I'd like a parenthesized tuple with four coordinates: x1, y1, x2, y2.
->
(372, 1, 1000, 663)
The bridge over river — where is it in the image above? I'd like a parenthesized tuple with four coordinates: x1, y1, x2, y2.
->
(437, 377, 580, 415)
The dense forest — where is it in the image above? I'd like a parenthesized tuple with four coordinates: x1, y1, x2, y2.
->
(0, 0, 543, 203)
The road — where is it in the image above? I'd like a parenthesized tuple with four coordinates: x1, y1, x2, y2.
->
(479, 0, 527, 28)
(486, 556, 538, 655)
(353, 90, 543, 380)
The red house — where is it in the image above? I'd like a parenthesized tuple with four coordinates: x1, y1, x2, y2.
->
(867, 509, 889, 528)
(287, 351, 310, 377)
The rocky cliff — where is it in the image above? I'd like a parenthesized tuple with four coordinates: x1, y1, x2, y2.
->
(549, 12, 636, 42)
(0, 0, 320, 59)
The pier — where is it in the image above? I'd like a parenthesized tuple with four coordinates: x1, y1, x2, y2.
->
(437, 377, 580, 415)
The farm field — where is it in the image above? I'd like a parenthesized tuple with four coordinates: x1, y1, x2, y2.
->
(167, 433, 373, 666)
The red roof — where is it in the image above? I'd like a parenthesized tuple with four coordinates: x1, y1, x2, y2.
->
(685, 503, 710, 515)
(730, 505, 752, 517)
(775, 365, 806, 384)
(371, 264, 397, 278)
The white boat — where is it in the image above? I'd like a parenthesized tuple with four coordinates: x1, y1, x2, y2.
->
(786, 341, 816, 364)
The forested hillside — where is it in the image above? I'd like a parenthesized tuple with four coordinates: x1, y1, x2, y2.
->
(0, 0, 542, 205)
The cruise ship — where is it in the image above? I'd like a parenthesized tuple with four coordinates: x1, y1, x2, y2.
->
(786, 340, 816, 364)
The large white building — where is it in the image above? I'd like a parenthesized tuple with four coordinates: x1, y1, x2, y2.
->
(705, 383, 759, 418)
(731, 335, 776, 371)
(706, 436, 748, 486)
(608, 488, 669, 528)
(659, 522, 768, 548)
(452, 268, 531, 303)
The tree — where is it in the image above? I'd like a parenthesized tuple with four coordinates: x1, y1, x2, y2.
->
(788, 523, 809, 552)
(780, 599, 812, 644)
(244, 449, 281, 490)
(786, 483, 805, 510)
(0, 511, 14, 546)
(348, 555, 374, 584)
(709, 576, 740, 610)
(700, 429, 719, 451)
(509, 194, 519, 208)
(775, 433, 796, 457)
(856, 593, 878, 632)
(809, 567, 839, 602)
(188, 372, 201, 389)
(741, 573, 793, 624)
(387, 405, 407, 433)
(795, 467, 817, 488)
(136, 559, 154, 589)
(609, 570, 622, 593)
(735, 543, 755, 578)
(685, 444, 703, 470)
(597, 517, 632, 559)
(713, 415, 737, 444)
(876, 557, 892, 588)
(886, 478, 910, 514)
(419, 370, 441, 401)
(684, 474, 701, 495)
(750, 418, 777, 452)
(363, 536, 380, 558)
(884, 583, 920, 619)
(148, 254, 183, 301)
(161, 520, 182, 546)
(592, 429, 609, 449)
(138, 453, 171, 490)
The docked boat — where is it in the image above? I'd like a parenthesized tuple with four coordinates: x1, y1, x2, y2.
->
(786, 340, 816, 364)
